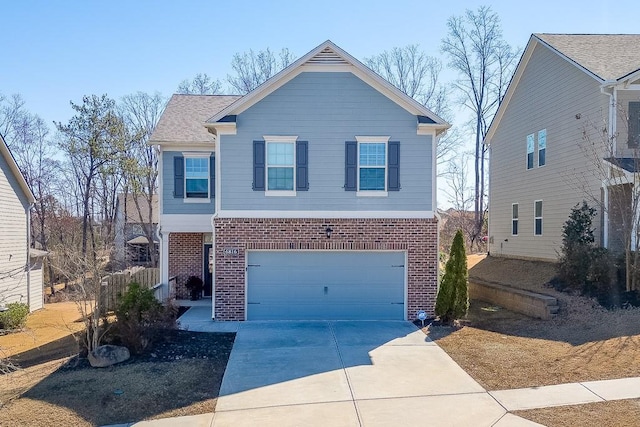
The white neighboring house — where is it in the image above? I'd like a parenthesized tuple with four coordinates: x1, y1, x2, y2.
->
(0, 133, 44, 312)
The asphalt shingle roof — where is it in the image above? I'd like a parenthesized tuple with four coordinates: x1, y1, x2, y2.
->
(149, 94, 241, 144)
(535, 34, 640, 81)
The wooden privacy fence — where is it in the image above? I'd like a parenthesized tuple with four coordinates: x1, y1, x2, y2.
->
(100, 267, 160, 312)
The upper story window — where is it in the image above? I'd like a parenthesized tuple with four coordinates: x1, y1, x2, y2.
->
(267, 141, 295, 191)
(526, 134, 535, 170)
(172, 153, 214, 201)
(359, 142, 387, 191)
(253, 136, 308, 196)
(629, 102, 640, 147)
(344, 137, 399, 194)
(538, 129, 546, 167)
(185, 157, 209, 198)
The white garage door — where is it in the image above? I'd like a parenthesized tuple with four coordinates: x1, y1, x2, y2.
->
(246, 251, 405, 320)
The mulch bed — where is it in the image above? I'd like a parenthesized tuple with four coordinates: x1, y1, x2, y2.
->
(63, 328, 235, 369)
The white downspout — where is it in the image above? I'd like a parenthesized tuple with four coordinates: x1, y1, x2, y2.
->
(600, 85, 617, 249)
(26, 203, 33, 310)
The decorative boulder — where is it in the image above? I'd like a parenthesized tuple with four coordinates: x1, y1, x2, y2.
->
(88, 345, 130, 368)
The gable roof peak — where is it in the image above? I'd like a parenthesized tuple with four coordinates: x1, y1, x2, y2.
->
(205, 40, 449, 130)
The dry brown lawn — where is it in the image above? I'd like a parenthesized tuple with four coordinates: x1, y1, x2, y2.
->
(428, 254, 640, 426)
(0, 301, 84, 359)
(0, 302, 235, 426)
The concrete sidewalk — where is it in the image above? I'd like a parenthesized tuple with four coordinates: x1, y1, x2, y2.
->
(111, 320, 640, 427)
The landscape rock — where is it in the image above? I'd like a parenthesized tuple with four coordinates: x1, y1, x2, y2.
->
(88, 345, 130, 368)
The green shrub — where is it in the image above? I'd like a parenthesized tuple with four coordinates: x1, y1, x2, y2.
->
(113, 283, 176, 354)
(435, 230, 469, 323)
(0, 302, 29, 331)
(557, 201, 597, 290)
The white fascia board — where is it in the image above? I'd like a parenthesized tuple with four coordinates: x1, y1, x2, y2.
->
(150, 140, 216, 148)
(204, 122, 236, 135)
(161, 144, 215, 153)
(155, 142, 216, 151)
(216, 210, 435, 219)
(0, 135, 35, 203)
(418, 123, 450, 136)
(160, 214, 214, 232)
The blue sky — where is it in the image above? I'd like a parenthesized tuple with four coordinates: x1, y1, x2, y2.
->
(3, 0, 638, 130)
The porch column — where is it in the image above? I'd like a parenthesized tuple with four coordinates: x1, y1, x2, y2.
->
(603, 182, 609, 249)
(160, 231, 170, 291)
(634, 183, 640, 251)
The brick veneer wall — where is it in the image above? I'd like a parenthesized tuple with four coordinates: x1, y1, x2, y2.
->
(213, 218, 438, 321)
(168, 233, 204, 299)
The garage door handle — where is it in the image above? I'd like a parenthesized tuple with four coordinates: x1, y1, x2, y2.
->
(324, 286, 328, 295)
(391, 302, 404, 305)
(247, 302, 261, 305)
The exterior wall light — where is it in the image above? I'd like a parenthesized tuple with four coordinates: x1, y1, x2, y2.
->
(325, 227, 333, 239)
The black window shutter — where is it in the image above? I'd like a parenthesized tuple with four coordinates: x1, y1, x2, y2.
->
(253, 140, 265, 191)
(344, 141, 357, 191)
(629, 102, 640, 146)
(388, 141, 400, 191)
(296, 141, 309, 191)
(174, 156, 184, 198)
(214, 156, 216, 197)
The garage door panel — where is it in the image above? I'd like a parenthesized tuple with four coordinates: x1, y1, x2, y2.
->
(247, 251, 405, 320)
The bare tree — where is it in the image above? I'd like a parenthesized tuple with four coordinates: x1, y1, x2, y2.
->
(365, 45, 446, 108)
(119, 91, 167, 267)
(576, 103, 640, 292)
(0, 93, 28, 144)
(442, 6, 519, 246)
(365, 45, 461, 168)
(441, 153, 477, 252)
(227, 48, 295, 94)
(177, 73, 223, 95)
(9, 112, 60, 293)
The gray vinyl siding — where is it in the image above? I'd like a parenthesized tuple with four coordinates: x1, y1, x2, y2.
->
(488, 43, 607, 261)
(162, 151, 215, 214)
(0, 152, 31, 309)
(615, 89, 640, 157)
(220, 72, 433, 211)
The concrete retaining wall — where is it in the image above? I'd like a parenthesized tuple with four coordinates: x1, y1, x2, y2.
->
(469, 279, 558, 320)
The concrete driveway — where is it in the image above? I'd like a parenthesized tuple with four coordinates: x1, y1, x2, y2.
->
(211, 321, 533, 427)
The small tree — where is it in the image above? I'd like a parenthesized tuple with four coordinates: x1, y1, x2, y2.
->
(435, 230, 469, 322)
(557, 201, 597, 289)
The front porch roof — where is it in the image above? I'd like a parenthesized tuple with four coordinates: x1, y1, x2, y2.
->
(604, 157, 640, 173)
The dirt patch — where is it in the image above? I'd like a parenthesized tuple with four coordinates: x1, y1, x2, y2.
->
(469, 254, 560, 295)
(515, 399, 640, 427)
(0, 329, 235, 426)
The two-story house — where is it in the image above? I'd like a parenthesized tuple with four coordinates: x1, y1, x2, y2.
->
(113, 193, 159, 269)
(150, 41, 449, 321)
(0, 133, 44, 312)
(486, 34, 640, 261)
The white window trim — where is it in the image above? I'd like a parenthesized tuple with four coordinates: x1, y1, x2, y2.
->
(264, 136, 297, 197)
(355, 136, 390, 196)
(511, 203, 519, 236)
(526, 133, 535, 170)
(537, 129, 546, 168)
(183, 152, 211, 202)
(534, 200, 543, 236)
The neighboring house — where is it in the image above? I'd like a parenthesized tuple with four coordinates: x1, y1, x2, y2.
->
(113, 193, 159, 269)
(486, 34, 640, 261)
(0, 134, 44, 312)
(150, 40, 449, 321)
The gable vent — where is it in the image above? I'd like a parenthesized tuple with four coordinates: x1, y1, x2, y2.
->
(306, 47, 350, 65)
